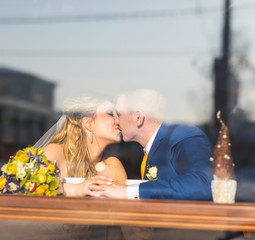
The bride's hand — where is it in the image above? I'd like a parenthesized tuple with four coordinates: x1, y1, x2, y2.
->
(63, 176, 113, 197)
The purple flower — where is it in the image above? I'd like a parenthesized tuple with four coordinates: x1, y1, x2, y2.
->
(36, 156, 42, 163)
(2, 183, 9, 193)
(6, 175, 12, 182)
(27, 150, 36, 160)
(27, 150, 32, 157)
(14, 182, 21, 190)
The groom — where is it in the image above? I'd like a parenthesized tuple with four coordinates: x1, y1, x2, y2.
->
(93, 89, 213, 200)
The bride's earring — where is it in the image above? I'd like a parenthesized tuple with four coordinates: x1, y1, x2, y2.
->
(89, 131, 93, 143)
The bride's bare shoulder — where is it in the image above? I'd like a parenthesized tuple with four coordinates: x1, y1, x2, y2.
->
(104, 156, 123, 167)
(103, 156, 127, 183)
(42, 143, 64, 160)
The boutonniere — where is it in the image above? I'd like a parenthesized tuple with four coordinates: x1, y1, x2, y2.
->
(146, 165, 158, 181)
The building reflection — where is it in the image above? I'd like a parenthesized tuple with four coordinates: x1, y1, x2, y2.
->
(0, 67, 57, 163)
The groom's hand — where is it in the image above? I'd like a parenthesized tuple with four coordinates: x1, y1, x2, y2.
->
(88, 182, 127, 199)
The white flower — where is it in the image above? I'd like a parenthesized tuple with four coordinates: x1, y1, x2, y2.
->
(24, 162, 36, 174)
(146, 166, 158, 180)
(8, 182, 18, 192)
(148, 167, 158, 178)
(24, 162, 34, 170)
(16, 162, 26, 179)
(1, 164, 7, 173)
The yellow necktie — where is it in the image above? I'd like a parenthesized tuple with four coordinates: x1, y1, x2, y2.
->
(140, 153, 148, 180)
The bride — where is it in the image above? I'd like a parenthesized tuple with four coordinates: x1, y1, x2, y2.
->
(34, 96, 127, 197)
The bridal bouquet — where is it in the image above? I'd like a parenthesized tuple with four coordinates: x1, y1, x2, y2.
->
(0, 147, 59, 196)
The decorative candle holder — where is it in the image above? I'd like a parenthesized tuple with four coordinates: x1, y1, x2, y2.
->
(210, 111, 237, 204)
(211, 178, 237, 203)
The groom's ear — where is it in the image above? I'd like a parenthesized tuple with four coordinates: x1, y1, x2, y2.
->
(135, 111, 145, 127)
(81, 117, 93, 131)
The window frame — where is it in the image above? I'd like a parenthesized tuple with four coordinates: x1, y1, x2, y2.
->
(0, 194, 254, 232)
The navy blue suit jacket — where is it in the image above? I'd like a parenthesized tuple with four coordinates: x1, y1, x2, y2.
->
(139, 123, 213, 200)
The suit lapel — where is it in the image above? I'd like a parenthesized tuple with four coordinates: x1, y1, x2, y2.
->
(144, 123, 169, 179)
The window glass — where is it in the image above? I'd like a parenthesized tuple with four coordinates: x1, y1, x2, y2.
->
(0, 0, 255, 204)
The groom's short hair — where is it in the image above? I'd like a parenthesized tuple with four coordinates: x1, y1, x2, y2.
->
(118, 89, 167, 121)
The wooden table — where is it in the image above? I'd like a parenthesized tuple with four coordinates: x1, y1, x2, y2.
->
(0, 194, 255, 232)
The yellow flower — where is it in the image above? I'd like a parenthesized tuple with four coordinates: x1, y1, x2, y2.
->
(37, 173, 46, 184)
(48, 163, 55, 172)
(24, 147, 37, 156)
(13, 150, 29, 163)
(38, 164, 48, 174)
(0, 177, 7, 190)
(36, 185, 46, 196)
(1, 162, 18, 175)
(44, 184, 49, 191)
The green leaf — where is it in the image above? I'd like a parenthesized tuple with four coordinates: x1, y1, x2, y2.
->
(46, 190, 56, 196)
(20, 173, 30, 188)
(37, 148, 44, 156)
(29, 176, 40, 185)
(24, 189, 32, 195)
(46, 174, 53, 183)
(49, 178, 59, 191)
(41, 156, 49, 164)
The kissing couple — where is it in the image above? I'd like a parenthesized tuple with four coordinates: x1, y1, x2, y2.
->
(35, 89, 213, 200)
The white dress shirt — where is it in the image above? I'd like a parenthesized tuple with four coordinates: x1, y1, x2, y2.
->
(126, 126, 160, 199)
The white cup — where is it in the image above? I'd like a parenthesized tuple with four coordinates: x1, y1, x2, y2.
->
(63, 177, 86, 184)
(211, 179, 237, 203)
(125, 179, 148, 185)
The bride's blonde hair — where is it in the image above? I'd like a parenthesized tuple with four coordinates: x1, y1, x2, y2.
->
(50, 97, 105, 178)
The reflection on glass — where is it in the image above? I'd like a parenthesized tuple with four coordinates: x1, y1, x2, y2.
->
(0, 0, 254, 203)
(0, 220, 234, 240)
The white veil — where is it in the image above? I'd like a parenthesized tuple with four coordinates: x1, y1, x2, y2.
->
(33, 96, 106, 149)
(33, 115, 66, 149)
